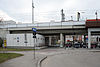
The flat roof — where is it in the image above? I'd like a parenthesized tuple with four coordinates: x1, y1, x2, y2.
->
(86, 19, 100, 28)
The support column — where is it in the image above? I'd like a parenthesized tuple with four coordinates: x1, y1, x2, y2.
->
(60, 33, 64, 47)
(64, 34, 65, 46)
(84, 35, 86, 43)
(88, 29, 91, 49)
(49, 36, 52, 46)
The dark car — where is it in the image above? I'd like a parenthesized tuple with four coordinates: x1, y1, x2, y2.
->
(97, 43, 100, 48)
(82, 43, 88, 48)
(91, 43, 97, 48)
(65, 43, 72, 48)
(74, 43, 80, 48)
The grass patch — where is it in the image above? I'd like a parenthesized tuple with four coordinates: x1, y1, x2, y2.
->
(0, 53, 23, 63)
(0, 48, 38, 51)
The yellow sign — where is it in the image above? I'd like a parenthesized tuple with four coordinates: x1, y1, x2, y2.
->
(4, 40, 6, 47)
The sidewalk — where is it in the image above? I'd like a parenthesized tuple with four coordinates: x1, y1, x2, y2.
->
(0, 51, 46, 67)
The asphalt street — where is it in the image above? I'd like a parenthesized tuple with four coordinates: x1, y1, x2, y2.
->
(41, 48, 100, 67)
(0, 48, 100, 67)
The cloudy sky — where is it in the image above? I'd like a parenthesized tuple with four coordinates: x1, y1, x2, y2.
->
(0, 0, 100, 23)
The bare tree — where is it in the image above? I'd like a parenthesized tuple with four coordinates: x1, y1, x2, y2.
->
(0, 17, 3, 22)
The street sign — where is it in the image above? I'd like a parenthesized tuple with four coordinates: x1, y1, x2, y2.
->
(32, 28, 37, 32)
(4, 40, 6, 48)
(32, 28, 37, 38)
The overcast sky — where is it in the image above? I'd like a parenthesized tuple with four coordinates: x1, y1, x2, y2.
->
(0, 0, 100, 23)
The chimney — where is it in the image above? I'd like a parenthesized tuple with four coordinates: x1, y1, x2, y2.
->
(69, 16, 73, 21)
(61, 9, 65, 22)
(77, 12, 80, 21)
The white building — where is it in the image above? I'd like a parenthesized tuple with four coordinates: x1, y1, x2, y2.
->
(0, 20, 16, 39)
(6, 34, 45, 47)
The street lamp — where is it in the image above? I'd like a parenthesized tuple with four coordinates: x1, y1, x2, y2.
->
(95, 11, 98, 20)
(32, 0, 36, 59)
(32, 0, 35, 24)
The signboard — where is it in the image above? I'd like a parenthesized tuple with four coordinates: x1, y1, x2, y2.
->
(32, 28, 37, 32)
(32, 28, 37, 38)
(4, 40, 6, 48)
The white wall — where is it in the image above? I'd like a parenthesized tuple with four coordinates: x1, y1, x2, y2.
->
(0, 28, 9, 39)
(6, 34, 45, 47)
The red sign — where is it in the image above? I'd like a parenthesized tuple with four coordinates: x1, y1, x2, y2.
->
(86, 19, 100, 21)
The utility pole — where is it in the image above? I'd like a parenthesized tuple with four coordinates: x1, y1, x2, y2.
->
(72, 23, 75, 50)
(32, 0, 36, 59)
(32, 0, 35, 24)
(32, 28, 37, 59)
(95, 11, 98, 20)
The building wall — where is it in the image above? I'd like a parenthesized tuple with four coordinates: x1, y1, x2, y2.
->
(0, 28, 9, 39)
(6, 34, 45, 47)
(0, 20, 16, 25)
(0, 20, 16, 39)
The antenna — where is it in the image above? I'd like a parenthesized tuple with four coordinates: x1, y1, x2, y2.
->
(32, 0, 35, 24)
(61, 9, 65, 22)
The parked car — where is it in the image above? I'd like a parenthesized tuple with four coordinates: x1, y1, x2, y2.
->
(91, 43, 97, 48)
(65, 42, 72, 48)
(74, 43, 80, 48)
(97, 43, 100, 48)
(82, 43, 88, 48)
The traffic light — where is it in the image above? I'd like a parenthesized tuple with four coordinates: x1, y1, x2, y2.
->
(33, 32, 36, 35)
(32, 28, 37, 38)
(33, 32, 36, 38)
(33, 35, 36, 38)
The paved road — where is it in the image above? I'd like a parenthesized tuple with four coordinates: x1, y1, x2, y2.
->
(41, 48, 100, 67)
(0, 48, 100, 67)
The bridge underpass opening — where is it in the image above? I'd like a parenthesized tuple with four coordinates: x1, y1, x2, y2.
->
(44, 34, 87, 48)
(45, 36, 60, 47)
(65, 35, 87, 47)
(65, 35, 85, 43)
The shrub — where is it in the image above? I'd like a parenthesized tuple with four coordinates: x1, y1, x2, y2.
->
(0, 38, 3, 47)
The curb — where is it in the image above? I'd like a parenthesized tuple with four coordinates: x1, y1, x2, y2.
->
(37, 56, 47, 67)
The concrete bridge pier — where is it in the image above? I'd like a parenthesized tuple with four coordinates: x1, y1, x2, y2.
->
(49, 36, 52, 46)
(88, 29, 91, 49)
(60, 33, 64, 47)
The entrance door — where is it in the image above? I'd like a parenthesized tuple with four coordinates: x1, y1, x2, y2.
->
(45, 37, 49, 46)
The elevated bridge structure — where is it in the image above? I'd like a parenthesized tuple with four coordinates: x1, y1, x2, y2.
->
(0, 21, 86, 47)
(2, 21, 86, 34)
(1, 20, 100, 48)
